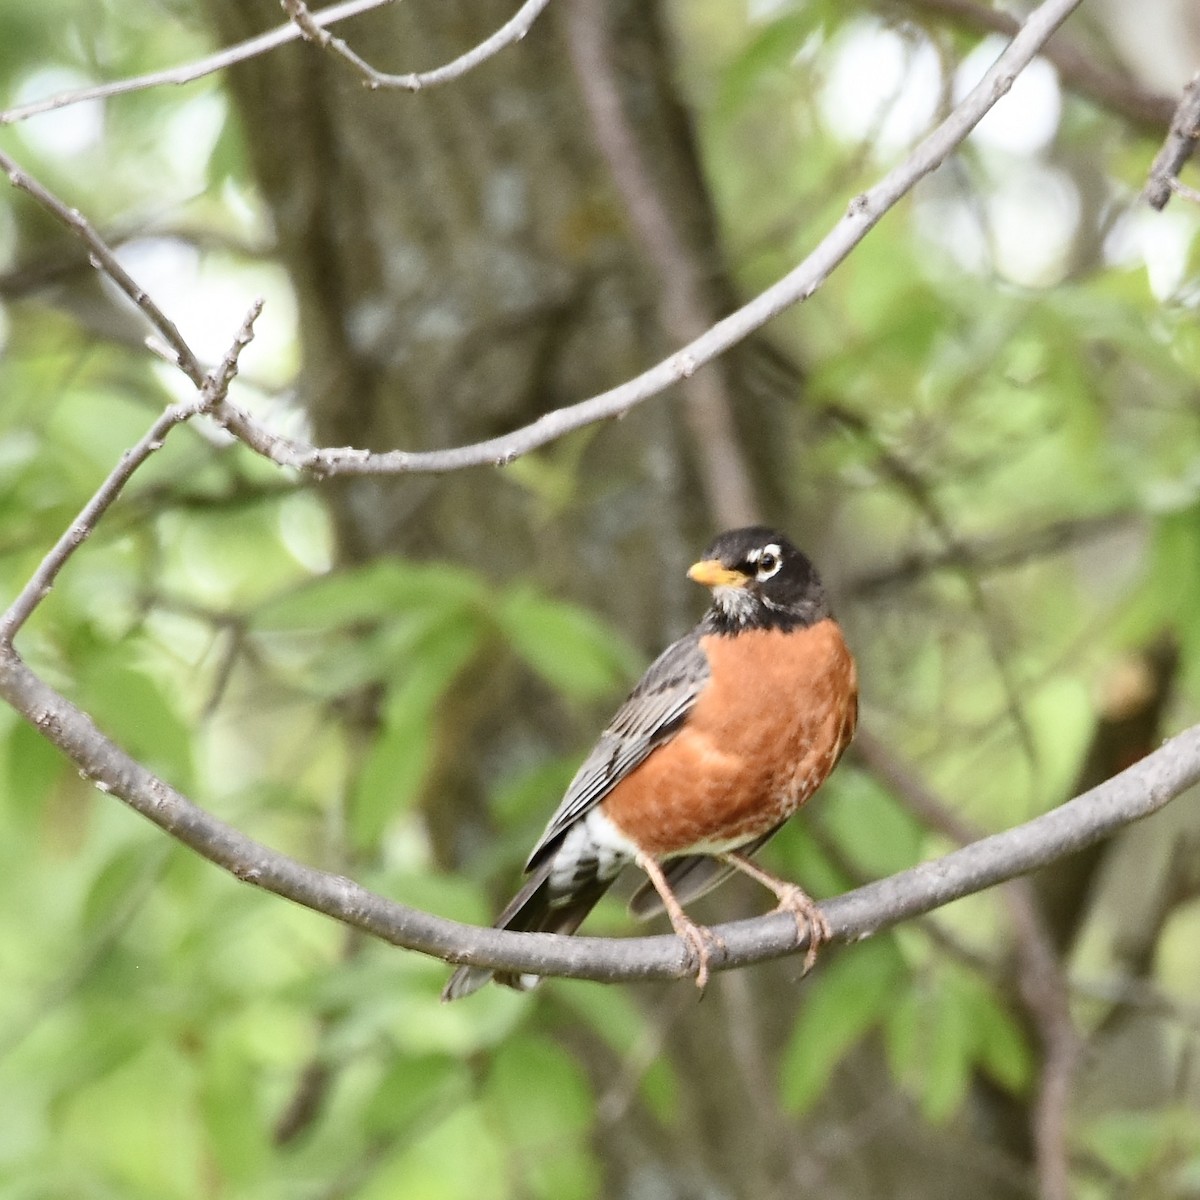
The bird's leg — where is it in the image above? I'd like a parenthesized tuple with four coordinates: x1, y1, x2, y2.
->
(634, 852, 724, 990)
(718, 851, 830, 973)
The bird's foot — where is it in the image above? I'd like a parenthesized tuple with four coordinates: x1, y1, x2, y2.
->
(772, 884, 830, 974)
(668, 913, 725, 991)
(717, 852, 830, 975)
(634, 850, 725, 990)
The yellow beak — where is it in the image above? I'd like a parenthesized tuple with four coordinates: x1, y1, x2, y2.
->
(687, 559, 748, 589)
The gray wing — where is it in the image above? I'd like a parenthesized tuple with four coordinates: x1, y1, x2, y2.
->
(525, 629, 710, 871)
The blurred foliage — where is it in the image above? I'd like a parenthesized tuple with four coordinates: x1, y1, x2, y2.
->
(0, 0, 1199, 1197)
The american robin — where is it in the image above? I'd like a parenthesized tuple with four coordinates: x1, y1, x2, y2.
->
(443, 527, 857, 1000)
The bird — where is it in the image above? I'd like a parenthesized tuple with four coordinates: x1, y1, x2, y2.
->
(443, 526, 858, 1000)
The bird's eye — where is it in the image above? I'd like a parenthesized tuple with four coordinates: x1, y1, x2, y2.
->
(756, 546, 782, 579)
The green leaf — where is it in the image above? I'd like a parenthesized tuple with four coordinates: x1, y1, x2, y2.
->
(559, 983, 680, 1123)
(491, 756, 578, 826)
(77, 843, 163, 938)
(78, 656, 193, 784)
(822, 767, 922, 877)
(284, 607, 455, 698)
(252, 559, 485, 633)
(1079, 1110, 1186, 1180)
(714, 12, 813, 121)
(4, 718, 68, 830)
(484, 1035, 602, 1200)
(349, 613, 485, 848)
(356, 1107, 507, 1200)
(497, 585, 639, 701)
(57, 1040, 202, 1196)
(915, 973, 975, 1123)
(311, 953, 525, 1060)
(779, 935, 904, 1112)
(970, 981, 1033, 1094)
(486, 1036, 592, 1138)
(885, 964, 1031, 1121)
(197, 1026, 271, 1185)
(351, 691, 433, 850)
(363, 1054, 462, 1139)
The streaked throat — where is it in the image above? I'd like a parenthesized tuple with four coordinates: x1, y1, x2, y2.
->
(710, 584, 758, 626)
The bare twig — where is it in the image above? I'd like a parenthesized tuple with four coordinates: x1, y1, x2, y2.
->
(1015, 918, 1078, 1200)
(0, 0, 1088, 481)
(892, 0, 1176, 133)
(848, 512, 1134, 595)
(0, 0, 393, 126)
(563, 0, 759, 530)
(281, 0, 552, 91)
(1143, 70, 1200, 210)
(1072, 972, 1200, 1031)
(0, 302, 263, 645)
(0, 637, 1196, 984)
(0, 147, 207, 388)
(1169, 177, 1200, 206)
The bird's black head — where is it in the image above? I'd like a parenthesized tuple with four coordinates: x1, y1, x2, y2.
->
(688, 526, 831, 633)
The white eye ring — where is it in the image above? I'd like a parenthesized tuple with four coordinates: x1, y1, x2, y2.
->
(755, 544, 782, 580)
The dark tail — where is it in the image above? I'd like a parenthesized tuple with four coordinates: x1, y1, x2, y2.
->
(442, 862, 613, 1001)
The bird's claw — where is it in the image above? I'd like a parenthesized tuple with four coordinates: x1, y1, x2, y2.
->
(773, 885, 830, 974)
(673, 917, 725, 991)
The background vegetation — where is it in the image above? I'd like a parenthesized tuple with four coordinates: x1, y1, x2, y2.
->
(1, 0, 1199, 1197)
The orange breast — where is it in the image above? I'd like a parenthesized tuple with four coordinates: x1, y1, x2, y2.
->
(601, 619, 858, 857)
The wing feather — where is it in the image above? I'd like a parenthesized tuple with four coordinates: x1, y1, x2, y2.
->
(525, 630, 710, 870)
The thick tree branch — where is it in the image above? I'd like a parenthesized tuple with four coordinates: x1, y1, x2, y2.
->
(281, 0, 553, 91)
(0, 640, 1196, 985)
(1, 0, 1086, 480)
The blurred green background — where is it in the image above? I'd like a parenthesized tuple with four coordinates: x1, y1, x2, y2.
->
(1, 1, 1199, 1196)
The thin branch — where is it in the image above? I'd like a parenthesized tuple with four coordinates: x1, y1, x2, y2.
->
(1169, 177, 1200, 206)
(1144, 70, 1200, 210)
(281, 0, 553, 91)
(0, 148, 207, 388)
(0, 0, 394, 126)
(1, 0, 1087, 481)
(259, 0, 1085, 475)
(848, 512, 1134, 596)
(0, 302, 262, 645)
(1072, 972, 1200, 1032)
(0, 638, 1196, 985)
(890, 0, 1176, 133)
